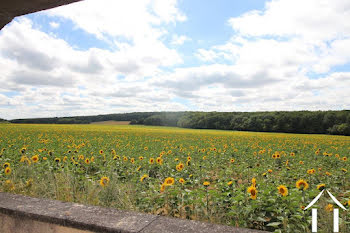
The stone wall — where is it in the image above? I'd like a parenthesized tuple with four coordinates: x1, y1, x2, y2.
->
(0, 192, 264, 233)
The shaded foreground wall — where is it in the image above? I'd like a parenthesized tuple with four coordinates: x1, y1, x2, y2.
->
(0, 192, 264, 233)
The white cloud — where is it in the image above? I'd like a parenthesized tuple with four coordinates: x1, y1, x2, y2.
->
(1, 0, 350, 120)
(228, 0, 350, 42)
(171, 34, 190, 45)
(0, 9, 187, 119)
(49, 21, 60, 29)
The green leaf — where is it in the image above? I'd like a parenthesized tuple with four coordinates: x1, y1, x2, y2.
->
(267, 222, 282, 227)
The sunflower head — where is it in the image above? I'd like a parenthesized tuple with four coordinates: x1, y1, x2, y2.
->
(296, 179, 309, 190)
(176, 163, 184, 171)
(100, 176, 110, 187)
(251, 177, 257, 187)
(4, 167, 11, 176)
(325, 204, 334, 212)
(247, 186, 257, 200)
(179, 178, 185, 184)
(160, 183, 166, 192)
(277, 185, 288, 197)
(164, 177, 175, 186)
(203, 181, 210, 186)
(317, 183, 326, 191)
(31, 155, 39, 163)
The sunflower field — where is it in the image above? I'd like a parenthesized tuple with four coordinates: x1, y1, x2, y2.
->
(0, 123, 350, 232)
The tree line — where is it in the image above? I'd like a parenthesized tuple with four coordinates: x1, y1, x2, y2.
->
(5, 110, 350, 136)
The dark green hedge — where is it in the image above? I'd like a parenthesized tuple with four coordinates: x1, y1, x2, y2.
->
(7, 110, 350, 136)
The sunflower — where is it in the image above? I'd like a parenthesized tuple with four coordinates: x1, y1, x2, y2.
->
(277, 185, 288, 197)
(123, 156, 128, 162)
(187, 156, 191, 161)
(325, 171, 332, 176)
(140, 174, 148, 182)
(99, 176, 110, 187)
(251, 178, 256, 187)
(296, 179, 309, 190)
(3, 162, 10, 168)
(54, 158, 61, 163)
(186, 160, 191, 166)
(203, 181, 210, 186)
(227, 181, 233, 186)
(130, 158, 135, 164)
(176, 163, 184, 171)
(26, 179, 33, 187)
(156, 157, 163, 165)
(164, 177, 174, 186)
(230, 158, 235, 163)
(299, 161, 304, 165)
(160, 183, 166, 192)
(342, 168, 347, 173)
(139, 156, 144, 160)
(78, 155, 84, 160)
(31, 155, 39, 163)
(4, 167, 11, 176)
(91, 156, 95, 162)
(85, 158, 90, 164)
(149, 158, 154, 164)
(179, 178, 185, 184)
(247, 186, 257, 200)
(317, 183, 325, 191)
(290, 152, 295, 156)
(307, 169, 316, 174)
(268, 169, 273, 173)
(325, 204, 333, 212)
(99, 150, 104, 154)
(202, 156, 207, 160)
(113, 155, 119, 160)
(144, 147, 148, 151)
(342, 157, 347, 161)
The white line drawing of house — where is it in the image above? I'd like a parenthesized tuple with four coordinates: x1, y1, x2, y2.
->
(304, 189, 346, 232)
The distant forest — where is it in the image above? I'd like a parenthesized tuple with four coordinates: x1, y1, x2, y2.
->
(5, 110, 350, 136)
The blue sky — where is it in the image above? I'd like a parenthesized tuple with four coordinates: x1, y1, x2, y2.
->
(0, 0, 350, 119)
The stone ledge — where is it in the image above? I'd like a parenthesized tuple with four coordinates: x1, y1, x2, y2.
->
(0, 192, 265, 233)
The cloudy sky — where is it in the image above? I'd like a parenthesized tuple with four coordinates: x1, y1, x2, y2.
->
(0, 0, 350, 119)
